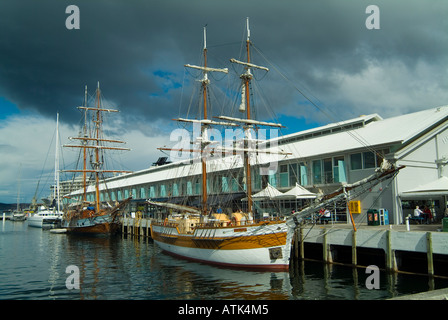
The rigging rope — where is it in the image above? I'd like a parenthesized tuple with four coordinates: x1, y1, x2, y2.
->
(251, 44, 384, 161)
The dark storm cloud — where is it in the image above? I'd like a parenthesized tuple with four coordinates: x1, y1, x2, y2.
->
(0, 0, 447, 133)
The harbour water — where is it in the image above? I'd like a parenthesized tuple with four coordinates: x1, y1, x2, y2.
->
(1, 220, 447, 301)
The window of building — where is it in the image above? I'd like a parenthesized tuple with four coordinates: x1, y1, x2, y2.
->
(280, 164, 289, 188)
(289, 163, 299, 186)
(350, 150, 385, 170)
(313, 160, 322, 184)
(195, 178, 201, 195)
(149, 186, 156, 198)
(350, 153, 362, 170)
(323, 158, 333, 183)
(313, 157, 346, 184)
(160, 185, 166, 197)
(186, 181, 193, 195)
(222, 176, 229, 192)
(333, 156, 347, 183)
(173, 183, 179, 197)
(363, 152, 376, 169)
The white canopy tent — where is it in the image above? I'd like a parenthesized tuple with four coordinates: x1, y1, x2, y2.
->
(400, 176, 448, 199)
(242, 183, 284, 201)
(272, 183, 317, 200)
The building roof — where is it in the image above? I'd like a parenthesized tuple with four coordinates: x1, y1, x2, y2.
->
(279, 105, 448, 159)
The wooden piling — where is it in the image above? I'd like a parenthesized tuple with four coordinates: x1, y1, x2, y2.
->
(300, 226, 304, 260)
(352, 230, 357, 266)
(323, 230, 332, 263)
(427, 232, 434, 277)
(386, 230, 398, 273)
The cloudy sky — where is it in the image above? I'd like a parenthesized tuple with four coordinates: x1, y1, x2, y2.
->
(0, 0, 447, 204)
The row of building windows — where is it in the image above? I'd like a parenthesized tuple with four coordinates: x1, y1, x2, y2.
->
(67, 149, 388, 203)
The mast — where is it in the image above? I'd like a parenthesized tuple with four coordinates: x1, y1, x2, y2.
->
(94, 82, 101, 213)
(82, 85, 88, 203)
(64, 84, 131, 211)
(55, 113, 60, 213)
(229, 18, 271, 214)
(201, 26, 208, 215)
(184, 26, 228, 215)
(243, 18, 253, 214)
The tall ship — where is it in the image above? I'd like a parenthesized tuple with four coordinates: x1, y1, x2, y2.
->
(62, 83, 132, 234)
(149, 19, 404, 270)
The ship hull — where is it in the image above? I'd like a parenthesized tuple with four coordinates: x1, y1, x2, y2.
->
(151, 221, 293, 270)
(62, 213, 120, 235)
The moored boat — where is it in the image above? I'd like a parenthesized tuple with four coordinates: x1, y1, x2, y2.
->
(28, 206, 63, 228)
(61, 83, 132, 235)
(148, 19, 404, 270)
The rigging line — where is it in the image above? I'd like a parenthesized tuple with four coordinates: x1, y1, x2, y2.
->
(251, 45, 384, 160)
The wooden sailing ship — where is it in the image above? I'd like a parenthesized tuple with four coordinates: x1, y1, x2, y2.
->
(149, 19, 404, 270)
(62, 83, 132, 234)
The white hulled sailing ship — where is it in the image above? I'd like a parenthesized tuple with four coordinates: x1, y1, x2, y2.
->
(149, 19, 404, 270)
(62, 83, 132, 234)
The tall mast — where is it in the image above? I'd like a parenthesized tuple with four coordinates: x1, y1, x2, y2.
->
(243, 17, 253, 214)
(201, 26, 208, 215)
(94, 82, 101, 213)
(82, 85, 88, 203)
(184, 26, 228, 215)
(55, 113, 60, 213)
(230, 17, 270, 214)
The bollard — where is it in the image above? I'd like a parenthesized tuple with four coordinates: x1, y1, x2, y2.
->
(406, 215, 410, 231)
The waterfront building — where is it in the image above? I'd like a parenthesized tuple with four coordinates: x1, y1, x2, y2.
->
(65, 105, 448, 225)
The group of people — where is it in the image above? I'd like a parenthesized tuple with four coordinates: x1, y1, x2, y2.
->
(413, 205, 434, 224)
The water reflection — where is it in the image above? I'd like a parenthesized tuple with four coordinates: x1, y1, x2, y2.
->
(148, 249, 292, 300)
(1, 221, 447, 300)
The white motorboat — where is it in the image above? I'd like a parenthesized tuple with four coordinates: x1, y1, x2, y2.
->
(28, 206, 63, 228)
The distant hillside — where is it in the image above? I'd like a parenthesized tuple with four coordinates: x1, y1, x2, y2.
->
(0, 203, 30, 211)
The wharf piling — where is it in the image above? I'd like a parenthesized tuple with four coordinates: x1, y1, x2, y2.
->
(293, 223, 448, 278)
(121, 216, 152, 239)
(121, 216, 447, 278)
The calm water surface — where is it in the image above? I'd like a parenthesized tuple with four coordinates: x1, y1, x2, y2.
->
(1, 220, 447, 300)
